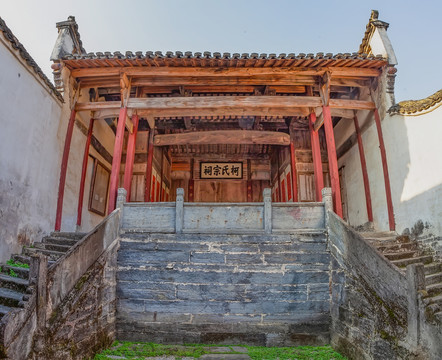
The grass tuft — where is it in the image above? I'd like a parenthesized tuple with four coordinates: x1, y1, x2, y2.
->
(93, 341, 347, 360)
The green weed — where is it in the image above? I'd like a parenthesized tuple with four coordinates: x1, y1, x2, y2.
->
(9, 269, 17, 278)
(93, 341, 347, 360)
(6, 259, 29, 269)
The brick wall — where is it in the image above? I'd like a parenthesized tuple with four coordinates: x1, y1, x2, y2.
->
(117, 232, 331, 346)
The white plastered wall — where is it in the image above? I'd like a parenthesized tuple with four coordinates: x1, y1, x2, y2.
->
(0, 36, 62, 262)
(338, 100, 442, 237)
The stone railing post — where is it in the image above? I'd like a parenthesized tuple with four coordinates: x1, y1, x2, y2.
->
(176, 188, 184, 234)
(322, 187, 333, 226)
(406, 263, 425, 348)
(29, 253, 48, 352)
(263, 188, 272, 234)
(116, 188, 127, 210)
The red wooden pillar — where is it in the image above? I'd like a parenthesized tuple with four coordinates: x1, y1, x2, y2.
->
(55, 109, 77, 231)
(276, 148, 282, 202)
(247, 159, 253, 202)
(373, 108, 395, 230)
(353, 115, 373, 222)
(76, 117, 95, 227)
(308, 112, 324, 201)
(144, 129, 154, 202)
(323, 106, 343, 218)
(289, 129, 299, 202)
(108, 107, 128, 213)
(123, 114, 139, 201)
(188, 159, 194, 202)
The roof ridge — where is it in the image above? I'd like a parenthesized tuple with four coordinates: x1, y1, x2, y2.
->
(358, 10, 390, 56)
(388, 89, 442, 115)
(0, 16, 63, 102)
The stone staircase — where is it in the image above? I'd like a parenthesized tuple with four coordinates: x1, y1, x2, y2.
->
(359, 231, 442, 321)
(0, 232, 84, 321)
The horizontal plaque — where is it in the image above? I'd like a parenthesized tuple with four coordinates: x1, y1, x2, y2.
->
(200, 162, 243, 179)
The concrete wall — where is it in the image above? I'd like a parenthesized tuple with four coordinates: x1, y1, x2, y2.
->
(117, 231, 331, 346)
(337, 96, 442, 242)
(0, 35, 63, 263)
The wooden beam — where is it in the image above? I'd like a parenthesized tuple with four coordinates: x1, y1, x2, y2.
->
(319, 72, 331, 106)
(123, 114, 139, 201)
(314, 113, 324, 132)
(354, 114, 373, 222)
(373, 108, 395, 231)
(108, 107, 128, 213)
(323, 106, 343, 218)
(309, 112, 324, 201)
(153, 130, 290, 146)
(71, 66, 381, 78)
(75, 96, 375, 115)
(55, 109, 77, 231)
(76, 118, 94, 226)
(328, 98, 375, 110)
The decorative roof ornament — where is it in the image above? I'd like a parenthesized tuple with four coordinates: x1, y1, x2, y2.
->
(359, 10, 390, 56)
(51, 16, 86, 61)
(388, 89, 442, 115)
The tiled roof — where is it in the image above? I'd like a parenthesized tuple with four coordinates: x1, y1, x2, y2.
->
(388, 89, 442, 115)
(63, 51, 386, 69)
(0, 16, 63, 102)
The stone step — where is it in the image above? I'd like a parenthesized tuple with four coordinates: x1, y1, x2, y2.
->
(359, 231, 397, 238)
(1, 265, 29, 280)
(384, 251, 419, 261)
(0, 288, 24, 308)
(426, 272, 442, 286)
(426, 283, 442, 297)
(429, 294, 442, 306)
(11, 254, 31, 266)
(0, 273, 29, 292)
(50, 232, 86, 240)
(0, 303, 13, 319)
(42, 236, 78, 247)
(425, 263, 442, 275)
(23, 247, 65, 261)
(377, 242, 418, 253)
(391, 255, 433, 268)
(34, 242, 72, 253)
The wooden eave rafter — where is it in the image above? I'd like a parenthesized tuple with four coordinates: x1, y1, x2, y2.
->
(73, 66, 380, 90)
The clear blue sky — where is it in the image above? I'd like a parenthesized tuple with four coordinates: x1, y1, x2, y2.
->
(1, 0, 440, 101)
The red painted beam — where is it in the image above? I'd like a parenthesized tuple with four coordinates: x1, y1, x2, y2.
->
(323, 106, 343, 218)
(309, 112, 324, 201)
(123, 114, 139, 201)
(374, 109, 395, 231)
(144, 129, 155, 202)
(76, 117, 95, 226)
(289, 130, 299, 202)
(55, 109, 77, 231)
(108, 107, 128, 213)
(354, 115, 373, 222)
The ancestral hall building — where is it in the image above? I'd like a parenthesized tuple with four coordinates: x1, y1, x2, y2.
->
(0, 10, 441, 360)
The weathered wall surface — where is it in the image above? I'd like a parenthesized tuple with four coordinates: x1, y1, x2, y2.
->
(34, 240, 119, 360)
(0, 35, 63, 263)
(117, 232, 331, 346)
(328, 211, 421, 360)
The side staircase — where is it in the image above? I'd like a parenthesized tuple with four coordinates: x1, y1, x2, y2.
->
(359, 231, 442, 321)
(0, 232, 84, 321)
